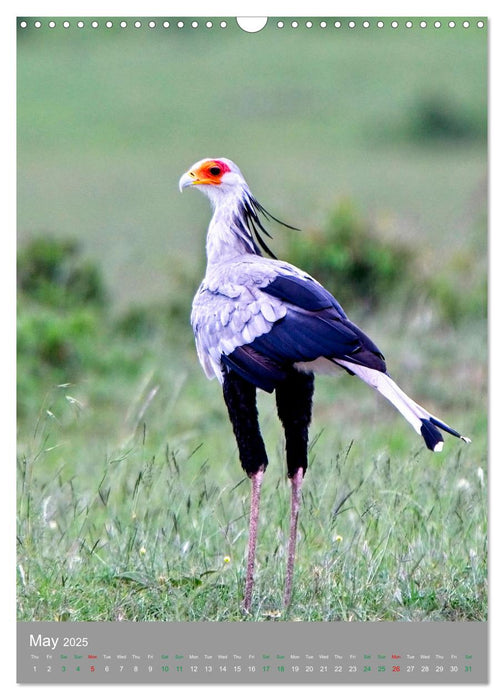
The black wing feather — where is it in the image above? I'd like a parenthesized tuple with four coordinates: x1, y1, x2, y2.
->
(223, 273, 387, 391)
(261, 274, 386, 369)
(263, 274, 347, 315)
(222, 345, 286, 393)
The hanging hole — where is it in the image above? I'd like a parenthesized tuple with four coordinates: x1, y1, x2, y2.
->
(237, 17, 268, 33)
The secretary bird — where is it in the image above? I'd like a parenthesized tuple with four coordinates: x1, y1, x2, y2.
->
(179, 157, 470, 612)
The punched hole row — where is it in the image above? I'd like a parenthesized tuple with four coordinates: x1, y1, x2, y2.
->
(18, 18, 485, 30)
(18, 19, 228, 29)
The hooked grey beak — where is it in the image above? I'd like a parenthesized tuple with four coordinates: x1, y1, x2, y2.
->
(179, 171, 194, 192)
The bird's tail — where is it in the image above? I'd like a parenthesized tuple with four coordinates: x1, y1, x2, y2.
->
(336, 361, 471, 452)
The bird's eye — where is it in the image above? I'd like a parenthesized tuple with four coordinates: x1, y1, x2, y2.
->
(209, 166, 221, 176)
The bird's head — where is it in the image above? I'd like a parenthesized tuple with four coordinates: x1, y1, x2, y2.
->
(179, 157, 299, 258)
(179, 157, 247, 207)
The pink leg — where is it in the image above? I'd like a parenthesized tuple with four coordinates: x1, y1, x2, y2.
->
(283, 467, 304, 608)
(242, 469, 264, 613)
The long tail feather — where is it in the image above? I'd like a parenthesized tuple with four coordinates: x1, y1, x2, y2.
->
(336, 361, 471, 451)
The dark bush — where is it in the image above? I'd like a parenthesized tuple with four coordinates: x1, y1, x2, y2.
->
(407, 94, 485, 143)
(16, 235, 165, 419)
(17, 307, 99, 372)
(17, 236, 107, 308)
(17, 237, 109, 411)
(286, 198, 414, 310)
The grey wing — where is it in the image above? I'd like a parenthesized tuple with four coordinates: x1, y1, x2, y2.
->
(220, 271, 386, 392)
(191, 279, 287, 383)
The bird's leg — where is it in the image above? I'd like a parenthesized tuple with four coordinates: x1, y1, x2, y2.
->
(284, 466, 303, 609)
(223, 370, 268, 612)
(244, 469, 263, 613)
(275, 369, 314, 608)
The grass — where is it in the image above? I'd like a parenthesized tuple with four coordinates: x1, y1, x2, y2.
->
(16, 411, 486, 622)
(16, 19, 487, 622)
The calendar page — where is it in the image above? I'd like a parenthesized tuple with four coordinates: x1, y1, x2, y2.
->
(16, 15, 487, 684)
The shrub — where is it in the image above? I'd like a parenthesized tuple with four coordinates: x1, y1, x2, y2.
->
(17, 236, 107, 309)
(17, 237, 110, 418)
(16, 235, 173, 420)
(406, 94, 485, 143)
(286, 198, 414, 310)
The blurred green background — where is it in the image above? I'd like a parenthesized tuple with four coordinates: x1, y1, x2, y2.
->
(17, 18, 486, 309)
(17, 18, 487, 621)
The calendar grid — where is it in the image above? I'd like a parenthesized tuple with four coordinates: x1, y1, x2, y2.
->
(18, 621, 487, 683)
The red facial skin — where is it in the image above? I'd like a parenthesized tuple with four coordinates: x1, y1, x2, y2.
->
(189, 159, 231, 186)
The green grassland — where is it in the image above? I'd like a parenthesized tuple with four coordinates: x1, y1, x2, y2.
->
(17, 19, 487, 621)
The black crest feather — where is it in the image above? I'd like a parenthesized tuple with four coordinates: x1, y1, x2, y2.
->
(239, 194, 300, 259)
